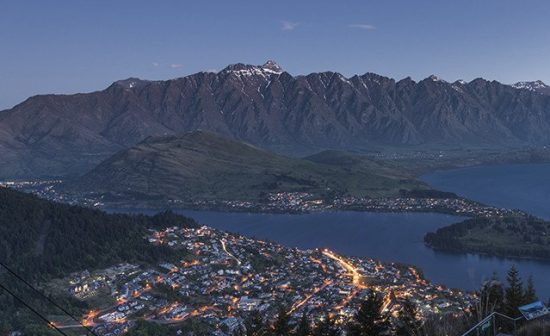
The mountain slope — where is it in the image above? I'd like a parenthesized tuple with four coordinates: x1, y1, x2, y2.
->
(67, 131, 424, 202)
(0, 187, 197, 279)
(512, 80, 550, 95)
(2, 61, 550, 178)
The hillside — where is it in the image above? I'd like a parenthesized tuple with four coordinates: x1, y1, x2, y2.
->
(66, 131, 425, 203)
(424, 216, 550, 260)
(2, 61, 550, 178)
(0, 187, 197, 279)
(0, 186, 198, 331)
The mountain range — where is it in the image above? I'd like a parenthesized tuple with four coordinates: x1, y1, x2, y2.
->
(512, 80, 550, 95)
(66, 131, 424, 203)
(1, 60, 550, 178)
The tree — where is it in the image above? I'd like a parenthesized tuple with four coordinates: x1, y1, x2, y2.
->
(473, 273, 504, 322)
(272, 306, 291, 336)
(21, 324, 60, 336)
(126, 319, 172, 336)
(295, 312, 311, 336)
(523, 275, 537, 304)
(347, 291, 390, 336)
(233, 325, 246, 336)
(0, 320, 11, 335)
(397, 298, 423, 336)
(504, 265, 524, 318)
(421, 313, 471, 336)
(313, 313, 340, 336)
(244, 310, 267, 336)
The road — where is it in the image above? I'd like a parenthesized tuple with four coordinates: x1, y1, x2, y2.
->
(322, 249, 366, 289)
(288, 279, 333, 314)
(220, 239, 242, 265)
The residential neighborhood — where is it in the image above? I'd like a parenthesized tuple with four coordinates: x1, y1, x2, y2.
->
(50, 225, 475, 335)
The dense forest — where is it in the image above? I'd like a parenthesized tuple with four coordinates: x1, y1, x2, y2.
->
(425, 216, 550, 259)
(0, 186, 197, 332)
(0, 186, 198, 278)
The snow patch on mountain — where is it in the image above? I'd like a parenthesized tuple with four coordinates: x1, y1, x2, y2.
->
(512, 80, 549, 93)
(222, 60, 284, 78)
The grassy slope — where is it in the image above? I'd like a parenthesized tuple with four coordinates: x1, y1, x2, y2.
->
(71, 131, 427, 202)
(366, 144, 550, 176)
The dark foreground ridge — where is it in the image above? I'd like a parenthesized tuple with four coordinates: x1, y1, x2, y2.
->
(0, 186, 197, 280)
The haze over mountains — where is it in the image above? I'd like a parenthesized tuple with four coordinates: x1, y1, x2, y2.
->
(1, 60, 550, 179)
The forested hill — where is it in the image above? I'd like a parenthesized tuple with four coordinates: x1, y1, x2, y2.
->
(0, 186, 197, 280)
(424, 216, 550, 260)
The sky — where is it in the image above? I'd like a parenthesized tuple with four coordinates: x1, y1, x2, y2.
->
(1, 0, 550, 110)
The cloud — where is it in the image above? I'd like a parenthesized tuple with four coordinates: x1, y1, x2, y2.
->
(152, 62, 160, 67)
(281, 20, 299, 31)
(170, 63, 184, 69)
(348, 23, 376, 30)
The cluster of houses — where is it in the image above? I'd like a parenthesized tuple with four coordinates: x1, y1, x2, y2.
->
(334, 196, 526, 217)
(56, 224, 474, 335)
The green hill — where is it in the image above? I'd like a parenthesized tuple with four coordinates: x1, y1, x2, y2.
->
(68, 131, 427, 204)
(425, 215, 550, 260)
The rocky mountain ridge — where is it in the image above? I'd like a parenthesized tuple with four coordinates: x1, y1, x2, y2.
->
(2, 61, 550, 178)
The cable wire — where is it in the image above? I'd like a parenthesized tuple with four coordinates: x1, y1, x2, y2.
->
(0, 261, 99, 336)
(0, 281, 71, 336)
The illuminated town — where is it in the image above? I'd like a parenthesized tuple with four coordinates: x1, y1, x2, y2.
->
(49, 225, 475, 335)
(1, 180, 526, 218)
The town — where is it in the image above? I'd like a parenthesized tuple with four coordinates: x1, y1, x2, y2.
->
(48, 224, 475, 335)
(0, 180, 526, 218)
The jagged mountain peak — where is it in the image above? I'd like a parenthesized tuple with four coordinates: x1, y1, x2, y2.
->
(2, 62, 550, 179)
(221, 60, 284, 76)
(262, 60, 283, 73)
(221, 63, 254, 71)
(512, 80, 550, 95)
(426, 75, 446, 83)
(513, 80, 548, 88)
(113, 77, 151, 90)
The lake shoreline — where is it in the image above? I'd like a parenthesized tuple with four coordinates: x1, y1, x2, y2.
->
(105, 204, 550, 298)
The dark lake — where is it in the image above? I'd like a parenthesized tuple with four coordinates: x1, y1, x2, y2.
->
(114, 163, 550, 300)
(421, 163, 550, 220)
(171, 210, 550, 299)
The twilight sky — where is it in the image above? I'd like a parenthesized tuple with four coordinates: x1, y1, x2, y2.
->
(1, 0, 550, 110)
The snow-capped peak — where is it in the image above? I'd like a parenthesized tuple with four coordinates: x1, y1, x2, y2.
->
(512, 80, 550, 95)
(261, 60, 283, 74)
(222, 61, 283, 77)
(512, 80, 549, 90)
(114, 78, 149, 90)
(427, 75, 446, 82)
